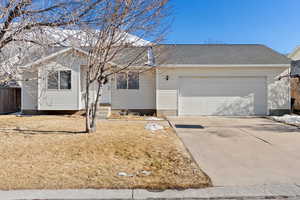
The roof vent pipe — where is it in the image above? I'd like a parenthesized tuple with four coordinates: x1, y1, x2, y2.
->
(146, 46, 155, 66)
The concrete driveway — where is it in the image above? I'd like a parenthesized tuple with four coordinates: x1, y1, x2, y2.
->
(168, 116, 300, 187)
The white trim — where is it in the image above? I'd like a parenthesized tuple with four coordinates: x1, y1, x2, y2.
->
(78, 65, 81, 110)
(157, 64, 290, 68)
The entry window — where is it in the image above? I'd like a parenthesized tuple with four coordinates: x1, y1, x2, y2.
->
(47, 70, 71, 90)
(116, 71, 139, 90)
(116, 72, 127, 89)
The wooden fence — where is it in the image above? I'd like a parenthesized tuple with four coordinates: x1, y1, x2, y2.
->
(0, 88, 21, 114)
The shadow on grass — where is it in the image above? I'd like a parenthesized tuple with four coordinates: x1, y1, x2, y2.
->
(0, 128, 86, 135)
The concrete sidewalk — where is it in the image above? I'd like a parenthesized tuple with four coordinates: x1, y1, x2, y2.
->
(1, 184, 300, 200)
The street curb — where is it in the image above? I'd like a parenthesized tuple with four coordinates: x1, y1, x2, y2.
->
(1, 184, 300, 200)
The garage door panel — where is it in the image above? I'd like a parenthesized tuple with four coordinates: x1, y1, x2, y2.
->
(179, 77, 267, 116)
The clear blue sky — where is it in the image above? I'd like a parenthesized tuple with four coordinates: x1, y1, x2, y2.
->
(166, 0, 300, 54)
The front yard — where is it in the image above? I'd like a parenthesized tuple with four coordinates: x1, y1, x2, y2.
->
(0, 115, 211, 190)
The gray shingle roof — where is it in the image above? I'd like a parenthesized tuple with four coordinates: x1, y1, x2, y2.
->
(154, 44, 290, 65)
(9, 44, 290, 67)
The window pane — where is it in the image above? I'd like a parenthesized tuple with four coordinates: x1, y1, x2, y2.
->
(47, 71, 59, 89)
(60, 70, 71, 89)
(117, 72, 127, 89)
(128, 72, 139, 89)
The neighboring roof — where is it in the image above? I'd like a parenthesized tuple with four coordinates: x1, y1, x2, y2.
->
(153, 44, 291, 66)
(288, 46, 300, 59)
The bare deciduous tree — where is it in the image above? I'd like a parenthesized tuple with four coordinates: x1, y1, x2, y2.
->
(0, 0, 104, 85)
(0, 0, 171, 134)
(77, 0, 170, 133)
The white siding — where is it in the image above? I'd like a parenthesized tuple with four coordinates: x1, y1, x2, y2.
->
(156, 67, 290, 115)
(21, 51, 87, 111)
(111, 70, 156, 109)
(21, 70, 38, 110)
(38, 61, 80, 110)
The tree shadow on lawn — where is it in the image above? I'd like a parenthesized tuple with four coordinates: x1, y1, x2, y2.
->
(0, 128, 86, 135)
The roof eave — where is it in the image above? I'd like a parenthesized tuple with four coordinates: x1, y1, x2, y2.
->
(157, 64, 290, 68)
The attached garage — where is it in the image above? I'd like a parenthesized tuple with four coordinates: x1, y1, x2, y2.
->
(155, 44, 291, 117)
(178, 76, 267, 116)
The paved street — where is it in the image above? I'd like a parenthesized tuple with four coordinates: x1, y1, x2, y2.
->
(168, 116, 300, 186)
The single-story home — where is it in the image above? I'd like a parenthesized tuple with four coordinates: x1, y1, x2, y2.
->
(20, 44, 291, 116)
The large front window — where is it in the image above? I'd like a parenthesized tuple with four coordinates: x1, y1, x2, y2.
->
(47, 70, 71, 90)
(116, 71, 139, 90)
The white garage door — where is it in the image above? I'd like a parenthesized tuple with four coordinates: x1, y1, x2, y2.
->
(179, 77, 267, 116)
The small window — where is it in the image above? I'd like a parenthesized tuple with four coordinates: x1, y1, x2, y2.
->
(47, 71, 59, 89)
(47, 70, 71, 90)
(60, 70, 71, 89)
(128, 72, 139, 89)
(116, 72, 128, 89)
(116, 71, 139, 90)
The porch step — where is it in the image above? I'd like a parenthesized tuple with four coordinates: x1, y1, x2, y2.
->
(96, 105, 111, 119)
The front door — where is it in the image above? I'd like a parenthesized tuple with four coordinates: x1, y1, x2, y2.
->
(100, 82, 111, 104)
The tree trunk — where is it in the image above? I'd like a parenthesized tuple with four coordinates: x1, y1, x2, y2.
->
(85, 71, 103, 133)
(85, 71, 91, 133)
(90, 81, 102, 130)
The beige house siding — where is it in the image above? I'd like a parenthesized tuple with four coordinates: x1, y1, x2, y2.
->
(21, 51, 87, 111)
(111, 70, 156, 110)
(156, 67, 290, 116)
(21, 69, 38, 110)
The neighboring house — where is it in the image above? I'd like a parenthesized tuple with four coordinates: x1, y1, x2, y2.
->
(20, 44, 291, 116)
(288, 46, 300, 111)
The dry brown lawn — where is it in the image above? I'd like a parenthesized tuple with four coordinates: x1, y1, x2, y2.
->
(0, 115, 211, 190)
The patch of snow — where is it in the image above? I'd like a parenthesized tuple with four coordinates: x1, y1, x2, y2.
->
(117, 172, 134, 177)
(140, 170, 151, 176)
(117, 172, 127, 176)
(145, 123, 164, 131)
(145, 117, 164, 121)
(271, 114, 300, 125)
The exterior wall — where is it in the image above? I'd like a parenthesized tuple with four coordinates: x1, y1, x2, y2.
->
(288, 50, 300, 111)
(289, 49, 300, 60)
(21, 51, 87, 111)
(156, 67, 290, 116)
(21, 69, 38, 110)
(79, 66, 110, 110)
(111, 70, 156, 110)
(291, 78, 300, 110)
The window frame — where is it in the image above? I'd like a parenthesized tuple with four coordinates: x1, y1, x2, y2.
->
(116, 71, 139, 90)
(47, 70, 72, 91)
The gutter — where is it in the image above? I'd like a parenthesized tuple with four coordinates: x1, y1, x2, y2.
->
(156, 64, 291, 68)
